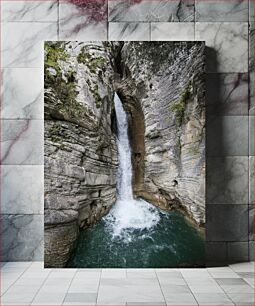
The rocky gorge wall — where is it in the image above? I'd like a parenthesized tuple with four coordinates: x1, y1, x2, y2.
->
(44, 42, 118, 267)
(44, 41, 205, 267)
(115, 42, 206, 226)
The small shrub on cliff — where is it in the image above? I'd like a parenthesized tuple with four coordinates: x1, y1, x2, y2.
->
(170, 83, 193, 127)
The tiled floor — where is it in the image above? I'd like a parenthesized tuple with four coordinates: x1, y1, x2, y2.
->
(0, 262, 254, 305)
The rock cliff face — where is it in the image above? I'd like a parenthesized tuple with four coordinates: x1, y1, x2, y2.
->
(114, 42, 205, 225)
(44, 41, 205, 267)
(44, 42, 118, 267)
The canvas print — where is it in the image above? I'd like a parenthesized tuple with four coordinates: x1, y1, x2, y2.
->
(44, 41, 205, 268)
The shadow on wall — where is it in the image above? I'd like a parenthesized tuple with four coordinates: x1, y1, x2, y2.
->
(205, 47, 250, 266)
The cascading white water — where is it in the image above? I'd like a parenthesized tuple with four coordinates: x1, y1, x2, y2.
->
(104, 93, 160, 241)
(114, 92, 133, 201)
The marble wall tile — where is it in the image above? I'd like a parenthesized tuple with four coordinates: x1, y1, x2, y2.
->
(206, 205, 249, 241)
(206, 242, 227, 266)
(195, 22, 248, 73)
(195, 0, 248, 22)
(151, 22, 195, 41)
(0, 215, 43, 261)
(227, 242, 249, 262)
(109, 22, 150, 40)
(2, 22, 58, 68)
(249, 241, 254, 260)
(249, 71, 254, 115)
(250, 0, 254, 22)
(207, 156, 249, 205)
(249, 116, 254, 155)
(249, 24, 254, 114)
(108, 0, 195, 22)
(207, 116, 248, 156)
(2, 0, 58, 22)
(206, 73, 249, 116)
(1, 165, 43, 214)
(249, 157, 254, 205)
(59, 1, 107, 40)
(1, 119, 43, 165)
(1, 68, 43, 119)
(249, 205, 254, 241)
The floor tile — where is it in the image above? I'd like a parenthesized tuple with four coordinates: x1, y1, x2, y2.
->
(160, 284, 192, 294)
(227, 292, 254, 305)
(64, 292, 97, 303)
(207, 267, 240, 278)
(230, 262, 254, 272)
(219, 284, 253, 293)
(180, 269, 212, 278)
(108, 22, 150, 40)
(68, 278, 99, 293)
(31, 291, 66, 305)
(163, 293, 198, 305)
(101, 269, 126, 279)
(216, 278, 249, 285)
(2, 285, 40, 303)
(193, 292, 234, 305)
(48, 269, 77, 278)
(97, 285, 127, 304)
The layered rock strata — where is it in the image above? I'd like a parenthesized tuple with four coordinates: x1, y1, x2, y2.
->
(44, 42, 205, 267)
(44, 42, 118, 267)
(114, 42, 206, 225)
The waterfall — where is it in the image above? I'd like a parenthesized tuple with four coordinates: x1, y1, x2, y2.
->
(104, 93, 160, 242)
(114, 93, 133, 201)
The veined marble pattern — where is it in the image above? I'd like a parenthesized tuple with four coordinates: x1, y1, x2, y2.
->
(249, 156, 254, 205)
(0, 215, 43, 261)
(2, 22, 58, 68)
(195, 0, 248, 22)
(1, 120, 44, 165)
(151, 22, 195, 41)
(1, 0, 58, 22)
(195, 22, 248, 73)
(249, 116, 254, 155)
(249, 24, 254, 114)
(59, 1, 107, 40)
(108, 22, 150, 40)
(250, 0, 254, 21)
(207, 156, 249, 205)
(1, 68, 43, 119)
(207, 116, 248, 156)
(249, 204, 254, 241)
(206, 73, 249, 116)
(206, 205, 249, 242)
(108, 0, 195, 22)
(1, 165, 43, 214)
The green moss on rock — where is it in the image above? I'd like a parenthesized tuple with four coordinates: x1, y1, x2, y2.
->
(170, 83, 192, 127)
